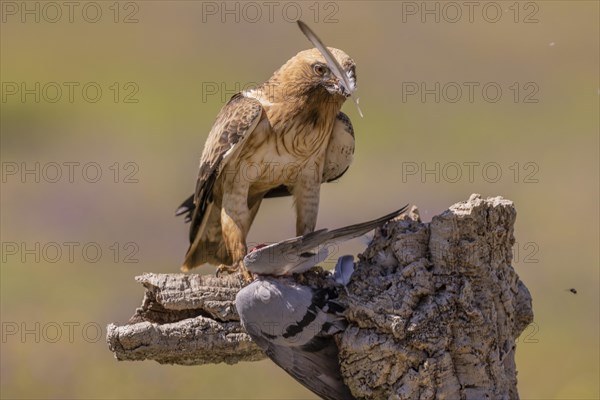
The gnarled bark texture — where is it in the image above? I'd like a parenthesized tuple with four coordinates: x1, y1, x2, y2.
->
(107, 194, 533, 399)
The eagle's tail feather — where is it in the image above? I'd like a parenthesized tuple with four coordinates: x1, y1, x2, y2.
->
(181, 204, 231, 271)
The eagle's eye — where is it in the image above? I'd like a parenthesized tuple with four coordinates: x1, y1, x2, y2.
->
(312, 63, 329, 77)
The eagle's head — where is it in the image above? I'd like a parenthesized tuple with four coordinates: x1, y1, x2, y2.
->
(291, 48, 357, 98)
(273, 47, 357, 101)
(244, 22, 363, 118)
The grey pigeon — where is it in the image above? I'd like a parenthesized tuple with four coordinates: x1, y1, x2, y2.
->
(236, 207, 407, 399)
(236, 274, 352, 400)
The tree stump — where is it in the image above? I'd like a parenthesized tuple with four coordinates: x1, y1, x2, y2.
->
(107, 194, 533, 399)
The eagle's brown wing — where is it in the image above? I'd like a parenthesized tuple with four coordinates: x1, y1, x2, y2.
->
(177, 110, 354, 204)
(180, 93, 264, 270)
(322, 111, 355, 183)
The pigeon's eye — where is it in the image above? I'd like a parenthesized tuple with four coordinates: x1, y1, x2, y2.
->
(313, 63, 329, 76)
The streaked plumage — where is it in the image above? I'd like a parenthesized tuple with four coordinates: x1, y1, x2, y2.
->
(177, 23, 358, 273)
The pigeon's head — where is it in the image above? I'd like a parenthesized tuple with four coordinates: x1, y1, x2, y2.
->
(249, 243, 268, 253)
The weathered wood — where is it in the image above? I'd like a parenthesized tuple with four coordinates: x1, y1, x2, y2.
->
(338, 194, 533, 399)
(106, 194, 533, 399)
(107, 273, 265, 365)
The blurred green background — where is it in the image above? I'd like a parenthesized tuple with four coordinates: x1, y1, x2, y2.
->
(1, 1, 598, 399)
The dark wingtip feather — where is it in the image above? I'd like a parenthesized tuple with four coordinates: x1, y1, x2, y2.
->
(175, 206, 188, 217)
(175, 194, 195, 222)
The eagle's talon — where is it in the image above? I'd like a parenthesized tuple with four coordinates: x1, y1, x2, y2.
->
(215, 262, 254, 283)
(216, 263, 237, 277)
(240, 266, 254, 284)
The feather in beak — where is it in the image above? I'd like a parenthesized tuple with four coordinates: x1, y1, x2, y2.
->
(297, 20, 363, 118)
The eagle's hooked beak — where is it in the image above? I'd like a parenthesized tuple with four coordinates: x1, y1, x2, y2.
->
(340, 68, 357, 97)
(324, 75, 352, 98)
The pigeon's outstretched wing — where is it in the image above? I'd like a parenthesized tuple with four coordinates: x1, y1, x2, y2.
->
(244, 206, 408, 276)
(236, 277, 353, 400)
(179, 94, 264, 270)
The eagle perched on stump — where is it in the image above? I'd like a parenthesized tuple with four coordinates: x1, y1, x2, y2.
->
(176, 22, 360, 275)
